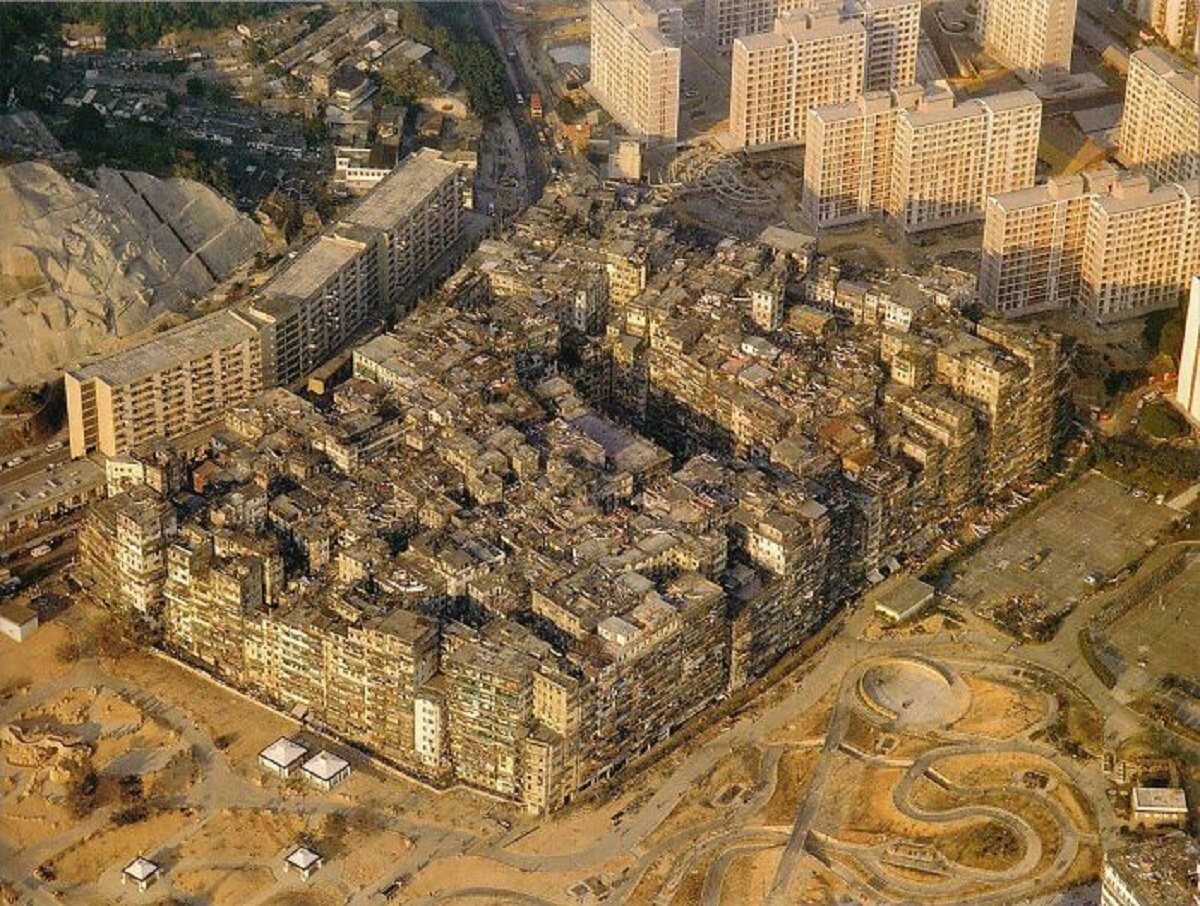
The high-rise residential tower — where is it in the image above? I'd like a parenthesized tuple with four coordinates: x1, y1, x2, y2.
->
(887, 89, 1042, 232)
(803, 87, 1041, 232)
(977, 0, 1078, 81)
(729, 0, 918, 149)
(1176, 276, 1200, 426)
(981, 169, 1200, 323)
(1120, 48, 1200, 186)
(588, 0, 683, 141)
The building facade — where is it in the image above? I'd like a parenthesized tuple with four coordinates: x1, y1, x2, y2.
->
(588, 0, 683, 141)
(1081, 176, 1200, 322)
(66, 311, 263, 459)
(802, 84, 925, 227)
(1127, 0, 1199, 52)
(1177, 276, 1200, 426)
(1120, 48, 1200, 186)
(977, 0, 1078, 80)
(983, 169, 1200, 322)
(804, 87, 1040, 232)
(888, 89, 1041, 233)
(730, 0, 919, 149)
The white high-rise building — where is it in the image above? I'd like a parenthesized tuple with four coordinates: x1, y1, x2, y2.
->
(1121, 48, 1200, 186)
(802, 84, 925, 227)
(729, 0, 918, 149)
(1081, 176, 1200, 323)
(588, 0, 683, 142)
(1176, 276, 1200, 426)
(977, 0, 1078, 81)
(979, 172, 1098, 318)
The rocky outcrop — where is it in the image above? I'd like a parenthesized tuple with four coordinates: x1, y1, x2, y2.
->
(0, 162, 264, 388)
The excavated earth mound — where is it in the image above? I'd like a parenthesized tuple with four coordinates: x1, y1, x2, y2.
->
(0, 161, 264, 387)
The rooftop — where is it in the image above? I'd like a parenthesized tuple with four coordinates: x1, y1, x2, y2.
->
(1132, 46, 1200, 105)
(263, 235, 370, 304)
(71, 310, 259, 387)
(259, 736, 307, 769)
(123, 857, 159, 882)
(302, 750, 349, 781)
(0, 457, 104, 522)
(1132, 786, 1188, 813)
(286, 846, 322, 871)
(345, 147, 460, 233)
(1105, 833, 1200, 906)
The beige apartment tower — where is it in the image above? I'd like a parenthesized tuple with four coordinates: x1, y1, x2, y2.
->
(804, 87, 1040, 232)
(588, 0, 682, 141)
(1081, 176, 1200, 322)
(1129, 0, 1199, 51)
(979, 174, 1095, 318)
(802, 84, 925, 227)
(66, 310, 263, 459)
(730, 0, 919, 149)
(982, 170, 1200, 322)
(978, 0, 1078, 81)
(1120, 48, 1200, 186)
(888, 89, 1041, 232)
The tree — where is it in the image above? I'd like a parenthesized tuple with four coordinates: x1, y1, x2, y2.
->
(64, 759, 100, 818)
(185, 75, 205, 98)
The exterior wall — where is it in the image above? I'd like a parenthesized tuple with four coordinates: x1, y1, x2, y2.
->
(731, 15, 867, 149)
(980, 178, 1091, 317)
(1121, 48, 1200, 186)
(889, 92, 1040, 233)
(1081, 180, 1200, 322)
(803, 86, 922, 227)
(978, 0, 1077, 80)
(1176, 276, 1200, 425)
(589, 0, 682, 141)
(66, 311, 263, 459)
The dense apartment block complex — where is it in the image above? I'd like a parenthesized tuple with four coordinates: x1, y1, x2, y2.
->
(982, 169, 1200, 321)
(977, 0, 1077, 81)
(1177, 276, 1200, 426)
(78, 189, 1069, 814)
(729, 0, 919, 149)
(66, 149, 466, 458)
(803, 87, 1041, 232)
(1120, 48, 1200, 186)
(66, 311, 263, 459)
(588, 0, 683, 141)
(1100, 833, 1200, 906)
